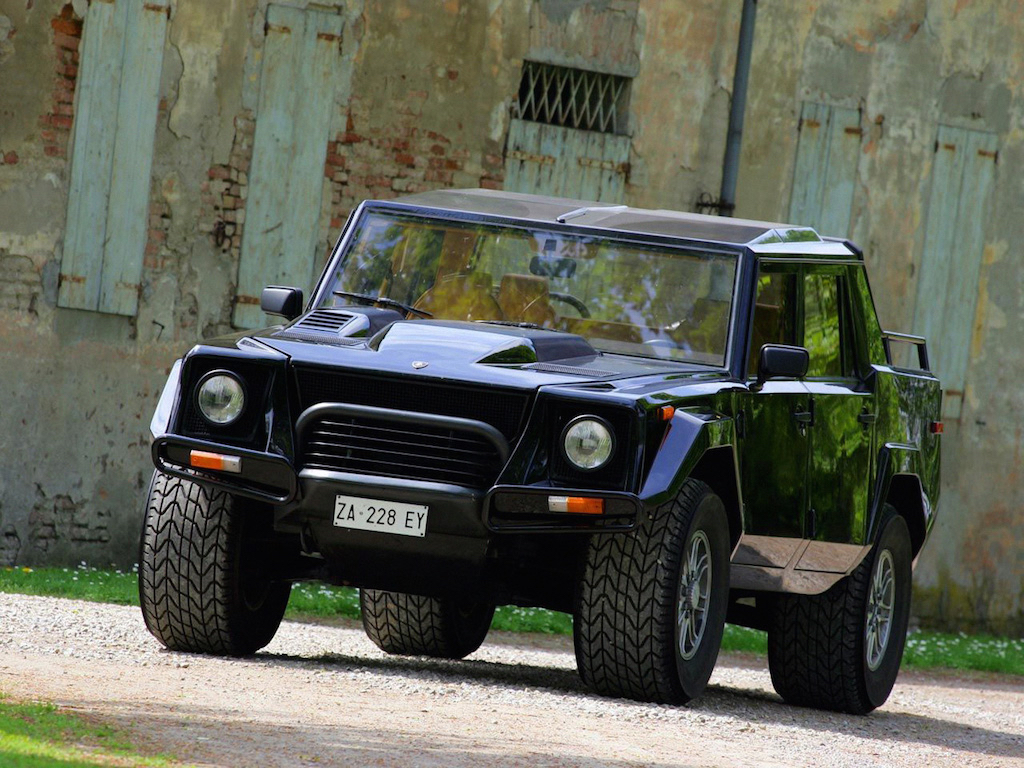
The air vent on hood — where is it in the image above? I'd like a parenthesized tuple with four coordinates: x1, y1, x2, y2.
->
(524, 362, 617, 377)
(275, 309, 361, 343)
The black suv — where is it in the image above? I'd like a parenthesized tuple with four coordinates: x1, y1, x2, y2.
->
(141, 189, 941, 714)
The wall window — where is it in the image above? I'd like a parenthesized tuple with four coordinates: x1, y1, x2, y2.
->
(504, 62, 632, 203)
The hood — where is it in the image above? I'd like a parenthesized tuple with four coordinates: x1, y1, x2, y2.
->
(243, 310, 724, 392)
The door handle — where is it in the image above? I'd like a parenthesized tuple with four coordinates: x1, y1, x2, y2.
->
(857, 411, 877, 427)
(793, 399, 814, 433)
(793, 410, 813, 424)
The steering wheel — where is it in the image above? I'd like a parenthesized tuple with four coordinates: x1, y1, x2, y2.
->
(549, 291, 591, 318)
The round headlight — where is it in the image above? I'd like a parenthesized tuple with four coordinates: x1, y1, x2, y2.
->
(196, 372, 245, 425)
(562, 416, 614, 471)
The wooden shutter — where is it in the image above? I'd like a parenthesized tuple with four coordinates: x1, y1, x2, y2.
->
(59, 0, 168, 316)
(788, 102, 862, 238)
(233, 5, 343, 329)
(505, 120, 629, 203)
(913, 125, 998, 419)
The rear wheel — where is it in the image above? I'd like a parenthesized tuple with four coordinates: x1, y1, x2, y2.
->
(767, 512, 912, 714)
(138, 471, 291, 656)
(360, 589, 495, 659)
(574, 479, 730, 704)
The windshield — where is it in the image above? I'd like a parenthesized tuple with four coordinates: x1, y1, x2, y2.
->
(320, 211, 738, 365)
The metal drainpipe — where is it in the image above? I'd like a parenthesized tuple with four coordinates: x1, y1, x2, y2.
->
(719, 0, 758, 217)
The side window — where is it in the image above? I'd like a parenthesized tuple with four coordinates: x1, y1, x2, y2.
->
(803, 273, 843, 377)
(748, 269, 798, 374)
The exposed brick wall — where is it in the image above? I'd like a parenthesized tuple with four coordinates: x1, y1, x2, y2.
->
(325, 94, 506, 231)
(41, 4, 82, 160)
(200, 111, 253, 264)
(0, 251, 41, 313)
(29, 491, 110, 556)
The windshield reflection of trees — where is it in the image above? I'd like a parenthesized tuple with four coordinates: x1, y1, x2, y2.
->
(325, 214, 737, 365)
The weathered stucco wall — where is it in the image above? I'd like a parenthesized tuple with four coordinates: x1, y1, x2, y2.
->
(0, 0, 1020, 632)
(737, 0, 1024, 633)
(0, 0, 734, 568)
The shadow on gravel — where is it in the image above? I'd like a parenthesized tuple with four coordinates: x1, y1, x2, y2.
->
(254, 649, 588, 695)
(698, 684, 1024, 760)
(232, 648, 1023, 760)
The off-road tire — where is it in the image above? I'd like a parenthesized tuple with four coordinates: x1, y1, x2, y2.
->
(360, 589, 495, 659)
(574, 479, 730, 704)
(139, 471, 291, 656)
(767, 512, 912, 714)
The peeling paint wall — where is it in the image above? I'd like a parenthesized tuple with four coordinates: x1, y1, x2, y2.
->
(1, 0, 1019, 631)
(737, 0, 1024, 634)
(0, 0, 735, 570)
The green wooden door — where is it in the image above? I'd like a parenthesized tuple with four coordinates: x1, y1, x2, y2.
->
(788, 102, 862, 238)
(913, 126, 997, 420)
(233, 5, 344, 329)
(59, 0, 168, 316)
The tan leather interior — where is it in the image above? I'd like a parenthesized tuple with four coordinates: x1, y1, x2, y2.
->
(413, 230, 503, 321)
(496, 274, 556, 326)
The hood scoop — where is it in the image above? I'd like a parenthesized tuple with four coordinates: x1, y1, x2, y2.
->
(276, 307, 405, 345)
(275, 309, 363, 344)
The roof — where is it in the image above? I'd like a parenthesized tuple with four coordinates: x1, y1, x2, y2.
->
(387, 189, 856, 256)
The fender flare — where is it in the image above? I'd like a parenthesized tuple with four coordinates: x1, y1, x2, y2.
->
(639, 409, 743, 549)
(867, 443, 935, 557)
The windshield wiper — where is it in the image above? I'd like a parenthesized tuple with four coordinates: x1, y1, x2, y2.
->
(332, 290, 432, 318)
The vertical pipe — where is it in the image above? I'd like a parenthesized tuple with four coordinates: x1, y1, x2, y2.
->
(719, 0, 758, 217)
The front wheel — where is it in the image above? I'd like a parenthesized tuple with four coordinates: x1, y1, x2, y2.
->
(768, 512, 912, 714)
(574, 480, 731, 704)
(138, 471, 291, 656)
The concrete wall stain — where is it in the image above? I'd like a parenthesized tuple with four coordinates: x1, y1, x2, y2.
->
(0, 0, 1022, 630)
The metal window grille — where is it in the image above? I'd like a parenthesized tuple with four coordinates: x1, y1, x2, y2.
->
(513, 61, 630, 135)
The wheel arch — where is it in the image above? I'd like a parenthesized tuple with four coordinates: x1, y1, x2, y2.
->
(882, 473, 928, 558)
(688, 446, 743, 552)
(640, 410, 742, 552)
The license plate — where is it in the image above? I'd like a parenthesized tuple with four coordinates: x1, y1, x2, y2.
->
(333, 494, 429, 538)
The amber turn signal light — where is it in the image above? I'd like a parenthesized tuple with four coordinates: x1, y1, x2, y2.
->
(189, 449, 242, 473)
(657, 405, 675, 421)
(548, 495, 605, 515)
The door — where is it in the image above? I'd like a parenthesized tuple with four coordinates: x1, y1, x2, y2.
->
(233, 5, 344, 328)
(800, 267, 875, 545)
(738, 266, 808, 540)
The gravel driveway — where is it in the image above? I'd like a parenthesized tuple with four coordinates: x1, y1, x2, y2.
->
(1, 593, 1022, 767)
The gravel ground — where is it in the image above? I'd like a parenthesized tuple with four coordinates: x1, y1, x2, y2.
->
(1, 593, 1022, 767)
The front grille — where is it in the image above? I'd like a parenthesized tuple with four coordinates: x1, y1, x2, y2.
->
(302, 415, 503, 488)
(295, 368, 529, 441)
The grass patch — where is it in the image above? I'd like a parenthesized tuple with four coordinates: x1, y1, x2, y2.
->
(0, 566, 139, 607)
(0, 694, 177, 767)
(3, 567, 1022, 676)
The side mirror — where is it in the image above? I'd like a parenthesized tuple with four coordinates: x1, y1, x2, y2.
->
(261, 286, 304, 320)
(754, 344, 809, 390)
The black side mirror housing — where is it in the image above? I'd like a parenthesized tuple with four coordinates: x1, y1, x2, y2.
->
(261, 286, 304, 321)
(754, 344, 809, 390)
